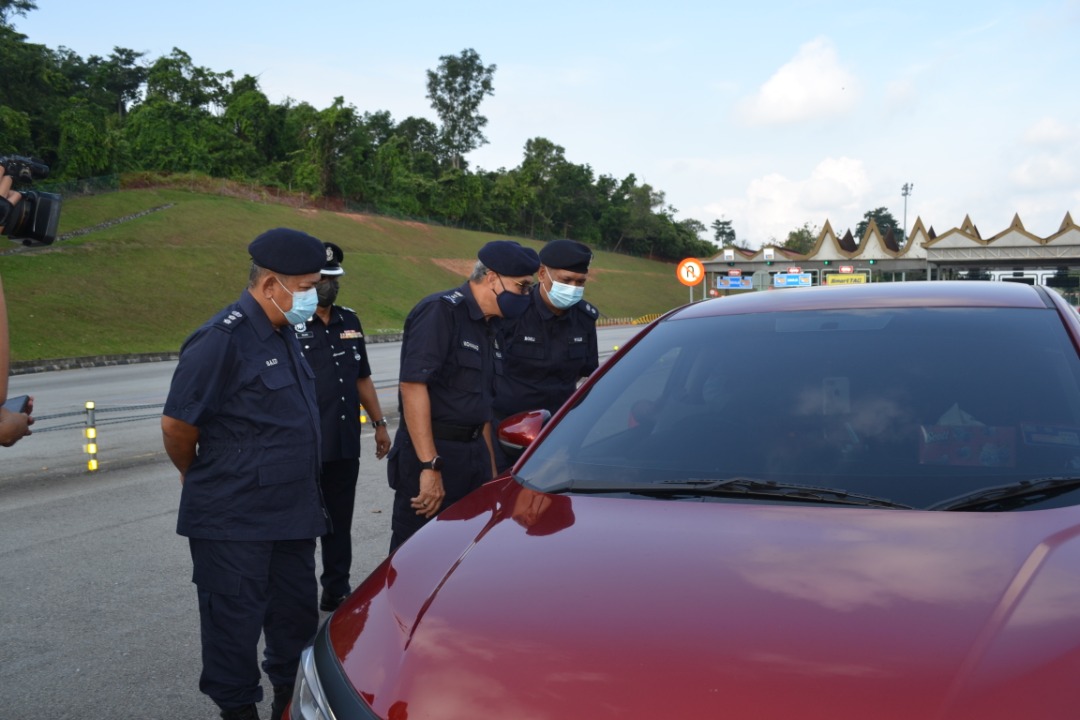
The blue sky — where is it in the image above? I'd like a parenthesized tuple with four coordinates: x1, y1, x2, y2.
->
(15, 0, 1080, 246)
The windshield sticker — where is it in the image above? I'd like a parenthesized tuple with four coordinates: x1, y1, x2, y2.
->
(919, 425, 1016, 467)
(1021, 424, 1080, 447)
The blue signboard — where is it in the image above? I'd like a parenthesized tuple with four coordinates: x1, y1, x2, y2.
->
(773, 273, 813, 288)
(718, 276, 753, 290)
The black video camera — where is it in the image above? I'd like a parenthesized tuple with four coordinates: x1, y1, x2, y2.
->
(0, 155, 62, 246)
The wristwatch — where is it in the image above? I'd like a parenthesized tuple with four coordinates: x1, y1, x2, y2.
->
(419, 455, 444, 471)
(372, 418, 388, 428)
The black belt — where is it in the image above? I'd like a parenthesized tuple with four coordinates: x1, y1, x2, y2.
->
(431, 421, 484, 442)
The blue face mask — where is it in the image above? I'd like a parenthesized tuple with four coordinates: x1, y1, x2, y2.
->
(546, 278, 585, 309)
(273, 276, 318, 325)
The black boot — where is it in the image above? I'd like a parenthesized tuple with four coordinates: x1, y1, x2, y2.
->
(270, 684, 293, 720)
(219, 704, 260, 720)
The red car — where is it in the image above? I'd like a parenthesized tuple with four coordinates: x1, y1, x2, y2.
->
(288, 281, 1080, 719)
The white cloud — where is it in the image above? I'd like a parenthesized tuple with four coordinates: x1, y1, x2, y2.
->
(705, 157, 870, 246)
(1012, 118, 1079, 190)
(736, 37, 858, 126)
(1011, 155, 1076, 189)
(1023, 117, 1073, 146)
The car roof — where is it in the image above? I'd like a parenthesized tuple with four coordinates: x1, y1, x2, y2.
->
(670, 280, 1052, 321)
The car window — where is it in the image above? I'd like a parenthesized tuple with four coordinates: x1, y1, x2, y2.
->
(519, 306, 1080, 509)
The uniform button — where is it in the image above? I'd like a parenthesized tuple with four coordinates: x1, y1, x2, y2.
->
(340, 415, 346, 420)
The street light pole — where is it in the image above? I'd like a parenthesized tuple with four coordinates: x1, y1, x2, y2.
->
(901, 182, 914, 242)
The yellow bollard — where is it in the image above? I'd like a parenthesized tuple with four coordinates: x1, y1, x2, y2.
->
(85, 401, 99, 471)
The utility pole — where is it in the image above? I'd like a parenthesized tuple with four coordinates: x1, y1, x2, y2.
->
(901, 182, 914, 243)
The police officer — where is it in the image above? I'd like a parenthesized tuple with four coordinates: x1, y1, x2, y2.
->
(161, 228, 328, 720)
(493, 239, 599, 470)
(387, 240, 540, 552)
(294, 242, 391, 612)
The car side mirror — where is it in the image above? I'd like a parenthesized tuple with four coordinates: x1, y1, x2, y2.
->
(497, 409, 552, 452)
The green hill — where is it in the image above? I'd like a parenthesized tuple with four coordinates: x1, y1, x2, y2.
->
(0, 185, 695, 362)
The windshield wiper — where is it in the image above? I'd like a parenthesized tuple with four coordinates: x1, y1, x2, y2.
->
(566, 476, 912, 509)
(927, 476, 1080, 511)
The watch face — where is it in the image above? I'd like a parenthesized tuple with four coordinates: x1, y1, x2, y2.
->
(431, 455, 444, 471)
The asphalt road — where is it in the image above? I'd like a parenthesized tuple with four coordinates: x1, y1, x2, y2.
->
(0, 326, 641, 719)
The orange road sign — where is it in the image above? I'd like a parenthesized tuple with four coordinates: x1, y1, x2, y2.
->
(677, 257, 705, 286)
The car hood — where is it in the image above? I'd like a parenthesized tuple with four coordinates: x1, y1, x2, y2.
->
(330, 479, 1080, 720)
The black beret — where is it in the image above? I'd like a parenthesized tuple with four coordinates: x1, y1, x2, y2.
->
(539, 239, 593, 274)
(248, 228, 326, 275)
(478, 240, 540, 277)
(321, 241, 345, 276)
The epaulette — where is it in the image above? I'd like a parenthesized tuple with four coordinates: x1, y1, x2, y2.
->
(214, 308, 247, 332)
(577, 301, 600, 320)
(440, 290, 466, 306)
(339, 305, 358, 315)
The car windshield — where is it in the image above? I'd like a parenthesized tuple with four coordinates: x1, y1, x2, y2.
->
(517, 305, 1080, 510)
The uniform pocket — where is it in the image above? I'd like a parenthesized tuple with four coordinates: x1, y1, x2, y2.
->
(449, 346, 484, 391)
(192, 561, 242, 596)
(511, 341, 546, 360)
(260, 364, 296, 390)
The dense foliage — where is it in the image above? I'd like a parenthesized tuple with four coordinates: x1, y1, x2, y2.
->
(0, 5, 717, 261)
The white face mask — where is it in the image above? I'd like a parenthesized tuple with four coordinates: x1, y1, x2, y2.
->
(546, 278, 584, 309)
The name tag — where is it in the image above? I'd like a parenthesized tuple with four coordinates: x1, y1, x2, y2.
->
(265, 358, 279, 367)
(462, 340, 480, 352)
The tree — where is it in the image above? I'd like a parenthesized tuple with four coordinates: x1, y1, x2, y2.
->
(145, 48, 231, 112)
(855, 207, 903, 244)
(711, 217, 736, 246)
(782, 222, 818, 255)
(0, 0, 35, 28)
(56, 97, 111, 178)
(92, 47, 148, 119)
(425, 48, 496, 170)
(519, 136, 568, 237)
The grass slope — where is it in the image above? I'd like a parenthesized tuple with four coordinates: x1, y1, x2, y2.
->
(0, 187, 694, 362)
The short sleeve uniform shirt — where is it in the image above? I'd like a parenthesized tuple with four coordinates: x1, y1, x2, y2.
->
(164, 291, 327, 541)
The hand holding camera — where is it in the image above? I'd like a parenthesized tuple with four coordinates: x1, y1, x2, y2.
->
(0, 156, 61, 246)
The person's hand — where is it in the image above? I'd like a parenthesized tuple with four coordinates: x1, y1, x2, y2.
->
(0, 396, 34, 446)
(0, 164, 23, 234)
(374, 425, 391, 459)
(411, 469, 445, 518)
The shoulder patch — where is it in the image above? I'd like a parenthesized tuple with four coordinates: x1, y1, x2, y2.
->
(577, 301, 600, 320)
(441, 290, 466, 306)
(339, 305, 358, 315)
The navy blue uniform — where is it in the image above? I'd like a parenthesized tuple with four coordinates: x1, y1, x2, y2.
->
(164, 290, 327, 710)
(294, 306, 371, 599)
(495, 290, 599, 417)
(387, 283, 501, 550)
(493, 292, 599, 470)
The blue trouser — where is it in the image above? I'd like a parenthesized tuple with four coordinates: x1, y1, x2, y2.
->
(318, 458, 359, 597)
(189, 538, 318, 710)
(387, 428, 492, 552)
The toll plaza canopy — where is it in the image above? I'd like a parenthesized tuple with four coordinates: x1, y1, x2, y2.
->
(702, 213, 1080, 295)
